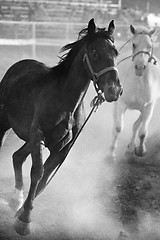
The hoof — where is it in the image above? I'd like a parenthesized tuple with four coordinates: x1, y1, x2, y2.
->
(15, 205, 31, 223)
(118, 231, 129, 240)
(134, 147, 146, 157)
(13, 218, 30, 236)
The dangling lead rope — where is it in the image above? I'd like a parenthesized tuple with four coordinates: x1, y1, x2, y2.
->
(117, 37, 157, 66)
(45, 92, 105, 187)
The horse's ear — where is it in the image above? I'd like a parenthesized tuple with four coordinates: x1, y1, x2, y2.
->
(108, 20, 115, 35)
(149, 28, 158, 42)
(130, 25, 136, 34)
(148, 28, 156, 37)
(88, 18, 96, 35)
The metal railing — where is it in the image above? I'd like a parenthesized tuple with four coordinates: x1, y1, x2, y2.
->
(0, 20, 128, 57)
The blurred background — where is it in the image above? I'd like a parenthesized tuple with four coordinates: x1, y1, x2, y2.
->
(0, 1, 160, 240)
(0, 0, 159, 73)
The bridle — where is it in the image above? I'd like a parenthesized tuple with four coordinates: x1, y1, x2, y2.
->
(83, 48, 118, 94)
(132, 49, 157, 65)
(118, 33, 157, 66)
(132, 32, 157, 64)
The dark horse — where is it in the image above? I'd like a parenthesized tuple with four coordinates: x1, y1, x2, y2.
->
(0, 19, 122, 235)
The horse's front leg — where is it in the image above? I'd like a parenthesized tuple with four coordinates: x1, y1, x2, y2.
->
(13, 128, 44, 236)
(35, 124, 79, 197)
(109, 102, 126, 160)
(35, 145, 70, 198)
(35, 103, 85, 197)
(127, 113, 142, 153)
(134, 103, 154, 157)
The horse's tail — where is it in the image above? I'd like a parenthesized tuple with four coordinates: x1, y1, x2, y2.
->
(0, 107, 10, 148)
(0, 75, 8, 106)
(0, 110, 10, 150)
(0, 77, 11, 148)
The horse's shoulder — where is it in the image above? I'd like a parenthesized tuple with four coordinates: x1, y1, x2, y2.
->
(11, 59, 50, 73)
(0, 59, 53, 104)
(3, 59, 52, 86)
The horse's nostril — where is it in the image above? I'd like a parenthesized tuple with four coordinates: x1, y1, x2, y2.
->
(135, 64, 146, 71)
(108, 85, 123, 97)
(120, 88, 123, 96)
(108, 86, 114, 92)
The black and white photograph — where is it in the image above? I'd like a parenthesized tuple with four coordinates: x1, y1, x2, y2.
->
(0, 0, 160, 239)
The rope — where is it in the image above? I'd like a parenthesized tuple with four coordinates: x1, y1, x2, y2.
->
(119, 38, 132, 52)
(117, 54, 133, 65)
(117, 38, 133, 65)
(117, 37, 157, 66)
(45, 92, 105, 187)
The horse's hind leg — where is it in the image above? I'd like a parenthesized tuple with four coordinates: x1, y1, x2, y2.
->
(35, 145, 70, 198)
(0, 109, 11, 147)
(10, 143, 31, 211)
(14, 128, 44, 236)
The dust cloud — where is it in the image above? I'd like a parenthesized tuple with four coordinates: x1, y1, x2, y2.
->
(115, 132, 160, 240)
(0, 87, 160, 240)
(0, 86, 122, 240)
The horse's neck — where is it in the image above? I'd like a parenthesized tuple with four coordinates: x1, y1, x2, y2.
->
(62, 52, 90, 111)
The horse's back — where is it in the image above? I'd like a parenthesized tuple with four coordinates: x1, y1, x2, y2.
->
(1, 59, 50, 86)
(0, 59, 51, 105)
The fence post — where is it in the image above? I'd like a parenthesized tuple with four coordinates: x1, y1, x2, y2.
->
(32, 22, 36, 58)
(66, 23, 70, 42)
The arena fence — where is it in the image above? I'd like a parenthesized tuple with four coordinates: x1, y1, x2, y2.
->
(0, 20, 129, 57)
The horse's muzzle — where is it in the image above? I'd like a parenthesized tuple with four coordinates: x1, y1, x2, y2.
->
(135, 65, 146, 77)
(104, 85, 123, 102)
(135, 64, 146, 76)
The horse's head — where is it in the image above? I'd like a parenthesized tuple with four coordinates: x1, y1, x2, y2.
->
(83, 19, 123, 102)
(130, 25, 156, 76)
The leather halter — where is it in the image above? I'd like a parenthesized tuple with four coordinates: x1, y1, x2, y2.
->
(132, 32, 157, 65)
(83, 51, 118, 93)
(118, 32, 157, 66)
(132, 50, 157, 65)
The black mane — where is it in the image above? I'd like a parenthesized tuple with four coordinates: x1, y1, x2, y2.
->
(53, 26, 115, 77)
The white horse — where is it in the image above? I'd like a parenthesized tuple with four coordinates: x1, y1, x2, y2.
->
(110, 25, 160, 160)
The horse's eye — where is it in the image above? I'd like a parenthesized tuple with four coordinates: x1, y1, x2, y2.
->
(92, 50, 98, 60)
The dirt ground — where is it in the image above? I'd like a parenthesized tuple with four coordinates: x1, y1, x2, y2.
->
(1, 41, 160, 240)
